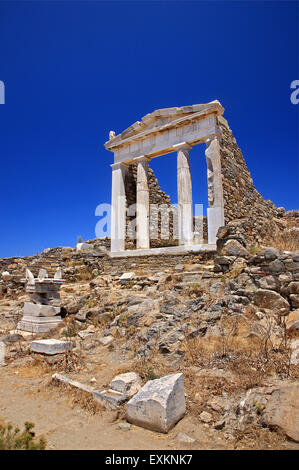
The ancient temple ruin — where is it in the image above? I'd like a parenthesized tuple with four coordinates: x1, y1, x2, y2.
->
(17, 268, 65, 333)
(105, 100, 281, 256)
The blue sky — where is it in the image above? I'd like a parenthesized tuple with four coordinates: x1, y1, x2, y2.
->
(0, 0, 298, 258)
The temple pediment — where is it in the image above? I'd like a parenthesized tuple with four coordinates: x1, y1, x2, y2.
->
(105, 100, 224, 150)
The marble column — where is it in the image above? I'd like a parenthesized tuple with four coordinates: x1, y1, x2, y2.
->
(205, 136, 224, 244)
(136, 156, 150, 249)
(176, 143, 193, 245)
(111, 162, 127, 252)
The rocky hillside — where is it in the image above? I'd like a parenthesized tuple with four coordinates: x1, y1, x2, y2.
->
(0, 220, 299, 449)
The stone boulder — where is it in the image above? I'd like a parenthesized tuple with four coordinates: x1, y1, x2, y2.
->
(261, 383, 299, 442)
(286, 309, 299, 332)
(126, 373, 186, 433)
(119, 272, 135, 284)
(1, 271, 12, 282)
(264, 247, 279, 261)
(223, 240, 249, 257)
(253, 289, 290, 315)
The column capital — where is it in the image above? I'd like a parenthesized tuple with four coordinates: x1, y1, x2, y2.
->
(205, 133, 222, 146)
(173, 142, 192, 151)
(133, 155, 151, 163)
(110, 161, 130, 169)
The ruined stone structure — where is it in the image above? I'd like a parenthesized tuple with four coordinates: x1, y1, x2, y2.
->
(105, 100, 291, 256)
(17, 268, 65, 333)
(105, 101, 225, 256)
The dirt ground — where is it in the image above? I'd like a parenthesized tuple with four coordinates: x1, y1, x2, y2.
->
(0, 356, 232, 451)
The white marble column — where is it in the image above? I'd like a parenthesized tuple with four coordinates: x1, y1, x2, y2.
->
(176, 143, 193, 245)
(205, 136, 224, 244)
(136, 156, 150, 249)
(111, 162, 127, 252)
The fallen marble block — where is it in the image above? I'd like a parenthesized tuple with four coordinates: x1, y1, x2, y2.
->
(93, 389, 128, 409)
(30, 339, 74, 355)
(52, 373, 95, 393)
(110, 372, 141, 398)
(126, 373, 186, 433)
(119, 272, 135, 284)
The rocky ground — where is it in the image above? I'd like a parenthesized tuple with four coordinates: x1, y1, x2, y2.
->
(0, 223, 299, 450)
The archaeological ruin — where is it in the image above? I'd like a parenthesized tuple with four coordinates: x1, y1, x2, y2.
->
(105, 100, 283, 257)
(17, 268, 65, 333)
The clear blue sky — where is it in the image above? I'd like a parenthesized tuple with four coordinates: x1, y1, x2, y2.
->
(0, 0, 298, 258)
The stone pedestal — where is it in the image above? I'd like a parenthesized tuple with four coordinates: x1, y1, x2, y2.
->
(111, 162, 127, 253)
(205, 137, 224, 244)
(136, 156, 150, 249)
(17, 269, 65, 334)
(176, 143, 193, 245)
(17, 316, 63, 333)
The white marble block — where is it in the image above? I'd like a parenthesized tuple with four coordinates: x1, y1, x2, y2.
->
(126, 373, 186, 433)
(30, 339, 74, 355)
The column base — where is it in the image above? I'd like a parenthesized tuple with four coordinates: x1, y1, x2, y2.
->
(17, 316, 63, 334)
(207, 207, 224, 244)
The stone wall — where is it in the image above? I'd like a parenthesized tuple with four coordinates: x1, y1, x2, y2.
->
(217, 116, 286, 244)
(124, 163, 177, 249)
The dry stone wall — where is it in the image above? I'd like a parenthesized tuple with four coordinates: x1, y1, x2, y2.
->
(124, 163, 177, 249)
(217, 116, 287, 243)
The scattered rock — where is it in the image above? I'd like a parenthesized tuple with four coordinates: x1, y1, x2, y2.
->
(199, 411, 213, 423)
(174, 432, 196, 443)
(261, 383, 299, 442)
(78, 329, 94, 339)
(286, 309, 299, 332)
(119, 272, 135, 284)
(1, 271, 12, 281)
(264, 247, 279, 261)
(253, 289, 290, 315)
(118, 422, 131, 430)
(110, 372, 141, 398)
(99, 335, 114, 346)
(214, 419, 225, 430)
(1, 333, 23, 345)
(126, 373, 186, 433)
(223, 240, 249, 257)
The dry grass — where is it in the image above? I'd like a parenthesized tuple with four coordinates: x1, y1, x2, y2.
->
(48, 379, 104, 415)
(12, 357, 51, 378)
(265, 228, 299, 252)
(232, 424, 288, 450)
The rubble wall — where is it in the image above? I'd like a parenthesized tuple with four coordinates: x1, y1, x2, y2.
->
(217, 116, 286, 243)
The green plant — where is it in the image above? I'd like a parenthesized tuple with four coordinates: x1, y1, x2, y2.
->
(0, 421, 47, 450)
(142, 367, 159, 381)
(118, 313, 129, 326)
(62, 320, 79, 338)
(77, 235, 82, 243)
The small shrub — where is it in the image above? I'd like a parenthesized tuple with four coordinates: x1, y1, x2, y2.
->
(0, 421, 46, 450)
(62, 320, 79, 338)
(77, 235, 82, 244)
